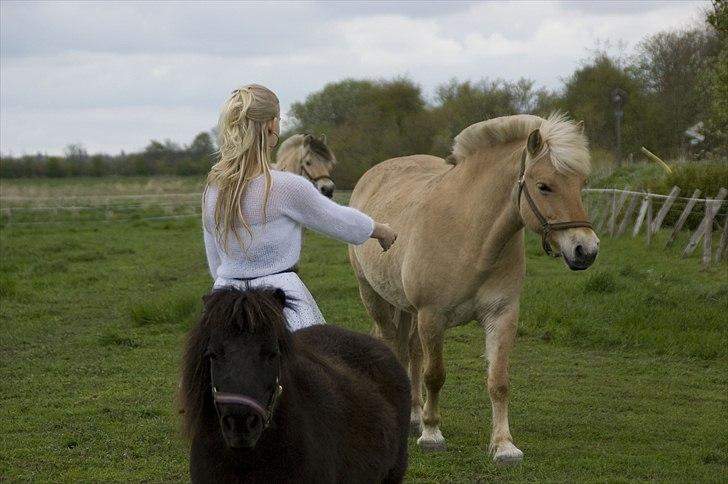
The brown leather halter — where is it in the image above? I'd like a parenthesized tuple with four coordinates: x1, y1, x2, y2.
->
(516, 148, 593, 257)
(210, 362, 283, 430)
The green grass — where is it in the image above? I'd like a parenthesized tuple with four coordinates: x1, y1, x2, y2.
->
(1, 202, 726, 481)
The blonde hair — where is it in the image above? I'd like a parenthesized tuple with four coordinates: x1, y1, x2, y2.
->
(206, 84, 279, 252)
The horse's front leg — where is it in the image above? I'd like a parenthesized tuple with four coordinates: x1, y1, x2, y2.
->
(416, 309, 447, 451)
(484, 304, 523, 465)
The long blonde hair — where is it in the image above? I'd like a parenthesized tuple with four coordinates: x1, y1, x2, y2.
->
(206, 84, 279, 252)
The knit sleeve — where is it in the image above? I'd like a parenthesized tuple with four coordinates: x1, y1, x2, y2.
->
(202, 188, 222, 280)
(280, 175, 375, 245)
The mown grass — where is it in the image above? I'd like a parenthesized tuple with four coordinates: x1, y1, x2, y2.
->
(0, 196, 726, 482)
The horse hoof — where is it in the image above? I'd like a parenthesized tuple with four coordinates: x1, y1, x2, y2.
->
(492, 443, 523, 466)
(417, 429, 446, 452)
(409, 420, 421, 437)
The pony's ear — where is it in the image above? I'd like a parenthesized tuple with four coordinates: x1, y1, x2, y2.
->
(303, 134, 312, 146)
(527, 129, 542, 155)
(576, 120, 585, 134)
(272, 289, 287, 308)
(445, 154, 457, 165)
(318, 133, 327, 144)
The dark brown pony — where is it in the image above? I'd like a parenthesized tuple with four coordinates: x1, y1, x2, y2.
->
(180, 286, 410, 483)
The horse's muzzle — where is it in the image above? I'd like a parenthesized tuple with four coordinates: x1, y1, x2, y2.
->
(564, 244, 598, 271)
(221, 412, 263, 449)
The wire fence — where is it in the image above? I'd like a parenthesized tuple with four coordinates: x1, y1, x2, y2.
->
(2, 187, 726, 266)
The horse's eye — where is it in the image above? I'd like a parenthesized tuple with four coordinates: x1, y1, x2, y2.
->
(205, 348, 221, 360)
(305, 160, 311, 166)
(537, 183, 552, 193)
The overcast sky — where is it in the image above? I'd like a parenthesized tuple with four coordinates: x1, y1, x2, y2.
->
(0, 0, 708, 156)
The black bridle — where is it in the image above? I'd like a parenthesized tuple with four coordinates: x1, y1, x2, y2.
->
(516, 148, 593, 257)
(210, 361, 283, 430)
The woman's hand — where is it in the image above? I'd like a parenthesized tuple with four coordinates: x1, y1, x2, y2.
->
(372, 222, 397, 252)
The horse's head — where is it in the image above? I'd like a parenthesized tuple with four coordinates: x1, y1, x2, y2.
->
(517, 117, 599, 270)
(300, 134, 336, 198)
(181, 286, 291, 450)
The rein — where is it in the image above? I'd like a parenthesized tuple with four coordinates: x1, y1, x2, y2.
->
(516, 148, 593, 257)
(210, 362, 283, 430)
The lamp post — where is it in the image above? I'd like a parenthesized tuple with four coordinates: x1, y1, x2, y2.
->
(610, 88, 627, 166)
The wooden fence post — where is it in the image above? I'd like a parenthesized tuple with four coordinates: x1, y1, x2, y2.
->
(617, 193, 640, 237)
(608, 189, 618, 236)
(633, 192, 650, 238)
(702, 202, 715, 270)
(610, 186, 631, 237)
(597, 190, 616, 232)
(666, 189, 701, 248)
(716, 214, 728, 263)
(651, 186, 680, 235)
(683, 188, 727, 257)
(646, 194, 653, 245)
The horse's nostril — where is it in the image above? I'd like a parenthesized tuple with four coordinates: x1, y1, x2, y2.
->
(245, 414, 262, 433)
(575, 244, 585, 259)
(222, 415, 236, 434)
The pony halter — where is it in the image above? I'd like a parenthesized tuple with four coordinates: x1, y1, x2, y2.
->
(210, 363, 283, 430)
(516, 148, 593, 257)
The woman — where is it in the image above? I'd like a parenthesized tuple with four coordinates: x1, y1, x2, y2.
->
(203, 84, 397, 331)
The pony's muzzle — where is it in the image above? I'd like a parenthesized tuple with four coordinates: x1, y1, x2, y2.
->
(317, 180, 335, 198)
(221, 412, 263, 449)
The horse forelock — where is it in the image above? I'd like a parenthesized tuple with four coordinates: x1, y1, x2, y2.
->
(275, 134, 335, 172)
(306, 136, 336, 165)
(180, 287, 292, 438)
(450, 112, 590, 177)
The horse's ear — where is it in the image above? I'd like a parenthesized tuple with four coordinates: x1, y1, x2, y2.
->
(303, 134, 312, 146)
(576, 120, 585, 134)
(272, 289, 287, 308)
(527, 129, 542, 155)
(318, 133, 327, 144)
(445, 154, 457, 165)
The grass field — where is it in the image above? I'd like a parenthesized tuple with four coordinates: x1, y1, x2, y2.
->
(1, 177, 727, 482)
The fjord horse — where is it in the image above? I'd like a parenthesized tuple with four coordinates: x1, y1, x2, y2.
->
(276, 134, 336, 198)
(348, 113, 599, 465)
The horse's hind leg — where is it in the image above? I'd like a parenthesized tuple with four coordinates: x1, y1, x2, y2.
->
(416, 308, 447, 451)
(484, 305, 523, 465)
(407, 318, 424, 436)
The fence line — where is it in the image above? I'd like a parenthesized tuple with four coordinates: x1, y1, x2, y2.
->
(585, 186, 727, 269)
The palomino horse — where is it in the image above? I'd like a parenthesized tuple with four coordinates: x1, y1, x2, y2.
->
(181, 286, 410, 483)
(348, 113, 599, 465)
(275, 134, 336, 198)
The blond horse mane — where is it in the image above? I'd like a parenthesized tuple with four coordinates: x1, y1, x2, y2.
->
(275, 134, 336, 172)
(449, 112, 591, 176)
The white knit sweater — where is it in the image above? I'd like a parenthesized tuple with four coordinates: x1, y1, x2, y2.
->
(202, 170, 374, 280)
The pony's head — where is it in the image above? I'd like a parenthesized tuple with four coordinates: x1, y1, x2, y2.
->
(277, 133, 336, 198)
(181, 286, 292, 450)
(517, 114, 599, 270)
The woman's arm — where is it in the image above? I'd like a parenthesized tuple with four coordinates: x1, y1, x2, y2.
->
(281, 176, 396, 249)
(201, 190, 222, 280)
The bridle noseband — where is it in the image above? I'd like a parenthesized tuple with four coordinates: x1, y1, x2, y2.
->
(301, 163, 334, 185)
(516, 148, 593, 257)
(210, 362, 283, 430)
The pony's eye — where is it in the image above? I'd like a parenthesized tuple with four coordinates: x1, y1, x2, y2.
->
(261, 349, 279, 361)
(205, 348, 221, 360)
(537, 183, 552, 193)
(305, 160, 311, 166)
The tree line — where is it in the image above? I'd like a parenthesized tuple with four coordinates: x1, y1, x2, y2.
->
(1, 1, 725, 186)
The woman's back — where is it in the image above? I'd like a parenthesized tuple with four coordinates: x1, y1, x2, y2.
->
(203, 170, 373, 280)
